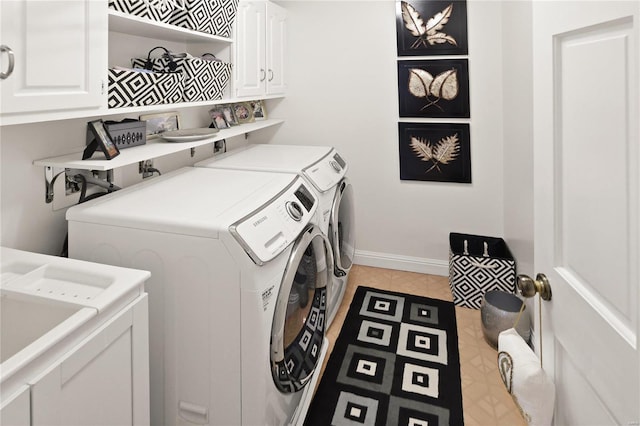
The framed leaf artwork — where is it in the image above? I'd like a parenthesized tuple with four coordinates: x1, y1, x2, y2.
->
(396, 0, 468, 56)
(397, 59, 470, 118)
(398, 122, 471, 183)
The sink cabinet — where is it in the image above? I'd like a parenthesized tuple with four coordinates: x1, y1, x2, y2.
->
(0, 248, 151, 426)
(235, 1, 287, 97)
(0, 386, 30, 426)
(0, 0, 107, 118)
(30, 295, 149, 426)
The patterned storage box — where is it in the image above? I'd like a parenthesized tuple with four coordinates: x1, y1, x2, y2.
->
(448, 233, 516, 309)
(108, 0, 183, 23)
(132, 56, 232, 102)
(168, 0, 239, 37)
(108, 68, 184, 108)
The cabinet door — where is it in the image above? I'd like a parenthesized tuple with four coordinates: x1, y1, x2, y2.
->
(266, 2, 287, 95)
(0, 0, 107, 115)
(235, 1, 266, 97)
(30, 295, 150, 426)
(0, 385, 30, 426)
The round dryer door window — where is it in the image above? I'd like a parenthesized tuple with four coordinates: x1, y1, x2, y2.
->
(330, 178, 356, 276)
(271, 225, 333, 393)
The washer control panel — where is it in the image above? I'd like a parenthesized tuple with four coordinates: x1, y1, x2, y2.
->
(303, 149, 348, 192)
(231, 178, 318, 264)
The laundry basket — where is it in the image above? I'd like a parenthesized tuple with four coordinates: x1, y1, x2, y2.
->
(448, 232, 516, 309)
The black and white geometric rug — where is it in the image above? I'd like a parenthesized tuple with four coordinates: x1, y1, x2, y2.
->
(304, 286, 464, 425)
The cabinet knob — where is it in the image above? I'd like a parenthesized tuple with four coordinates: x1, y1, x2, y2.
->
(268, 69, 274, 82)
(260, 68, 266, 82)
(0, 45, 15, 79)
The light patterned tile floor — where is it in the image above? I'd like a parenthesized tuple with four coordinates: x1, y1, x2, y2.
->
(320, 264, 526, 426)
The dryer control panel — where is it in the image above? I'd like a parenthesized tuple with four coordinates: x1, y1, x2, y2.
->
(230, 178, 318, 265)
(302, 149, 348, 193)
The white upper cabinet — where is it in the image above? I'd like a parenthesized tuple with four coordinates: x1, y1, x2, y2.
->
(235, 1, 287, 97)
(0, 1, 107, 121)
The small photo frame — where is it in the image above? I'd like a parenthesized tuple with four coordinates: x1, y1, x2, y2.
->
(221, 104, 238, 126)
(139, 111, 181, 139)
(233, 102, 255, 124)
(85, 119, 120, 160)
(250, 100, 267, 120)
(209, 107, 230, 129)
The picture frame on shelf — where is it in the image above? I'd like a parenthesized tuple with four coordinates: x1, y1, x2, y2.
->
(250, 100, 267, 120)
(209, 107, 231, 129)
(221, 104, 238, 126)
(84, 119, 120, 160)
(139, 111, 182, 139)
(233, 102, 255, 124)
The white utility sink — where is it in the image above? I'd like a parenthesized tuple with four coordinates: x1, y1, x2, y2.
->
(0, 247, 150, 407)
(0, 292, 91, 364)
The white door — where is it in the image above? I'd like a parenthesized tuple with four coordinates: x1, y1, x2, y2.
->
(532, 1, 639, 424)
(0, 0, 107, 115)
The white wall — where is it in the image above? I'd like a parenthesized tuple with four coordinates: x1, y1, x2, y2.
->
(0, 113, 244, 255)
(502, 0, 534, 276)
(2, 1, 522, 278)
(269, 0, 505, 274)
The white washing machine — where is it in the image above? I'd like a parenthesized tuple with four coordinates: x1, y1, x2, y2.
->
(65, 167, 332, 426)
(195, 144, 355, 327)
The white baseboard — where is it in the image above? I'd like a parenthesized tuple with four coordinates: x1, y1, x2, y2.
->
(353, 250, 449, 277)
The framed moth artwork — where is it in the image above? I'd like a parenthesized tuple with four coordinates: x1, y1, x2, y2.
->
(396, 0, 468, 56)
(397, 58, 470, 118)
(398, 122, 471, 183)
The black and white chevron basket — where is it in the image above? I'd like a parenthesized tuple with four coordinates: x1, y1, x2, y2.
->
(107, 69, 184, 109)
(132, 56, 232, 102)
(108, 0, 183, 23)
(169, 0, 239, 37)
(448, 233, 516, 309)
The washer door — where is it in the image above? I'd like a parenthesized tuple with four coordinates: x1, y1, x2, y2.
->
(329, 178, 355, 277)
(271, 225, 333, 393)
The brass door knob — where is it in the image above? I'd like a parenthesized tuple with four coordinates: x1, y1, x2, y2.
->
(517, 273, 552, 301)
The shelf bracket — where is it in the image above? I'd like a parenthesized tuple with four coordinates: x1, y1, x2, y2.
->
(44, 166, 65, 204)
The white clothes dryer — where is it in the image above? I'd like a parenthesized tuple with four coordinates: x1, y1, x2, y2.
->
(194, 144, 355, 328)
(66, 167, 332, 426)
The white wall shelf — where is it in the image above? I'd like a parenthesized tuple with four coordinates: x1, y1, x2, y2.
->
(1, 95, 284, 127)
(108, 10, 232, 44)
(34, 119, 284, 171)
(107, 94, 284, 115)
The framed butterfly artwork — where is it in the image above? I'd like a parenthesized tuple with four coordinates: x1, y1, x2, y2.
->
(398, 122, 471, 183)
(396, 0, 468, 56)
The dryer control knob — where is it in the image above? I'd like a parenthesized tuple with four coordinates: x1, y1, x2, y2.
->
(330, 160, 342, 172)
(286, 201, 303, 221)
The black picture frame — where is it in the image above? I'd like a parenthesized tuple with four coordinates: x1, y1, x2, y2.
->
(396, 0, 468, 56)
(398, 122, 471, 183)
(398, 59, 470, 118)
(84, 119, 120, 160)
